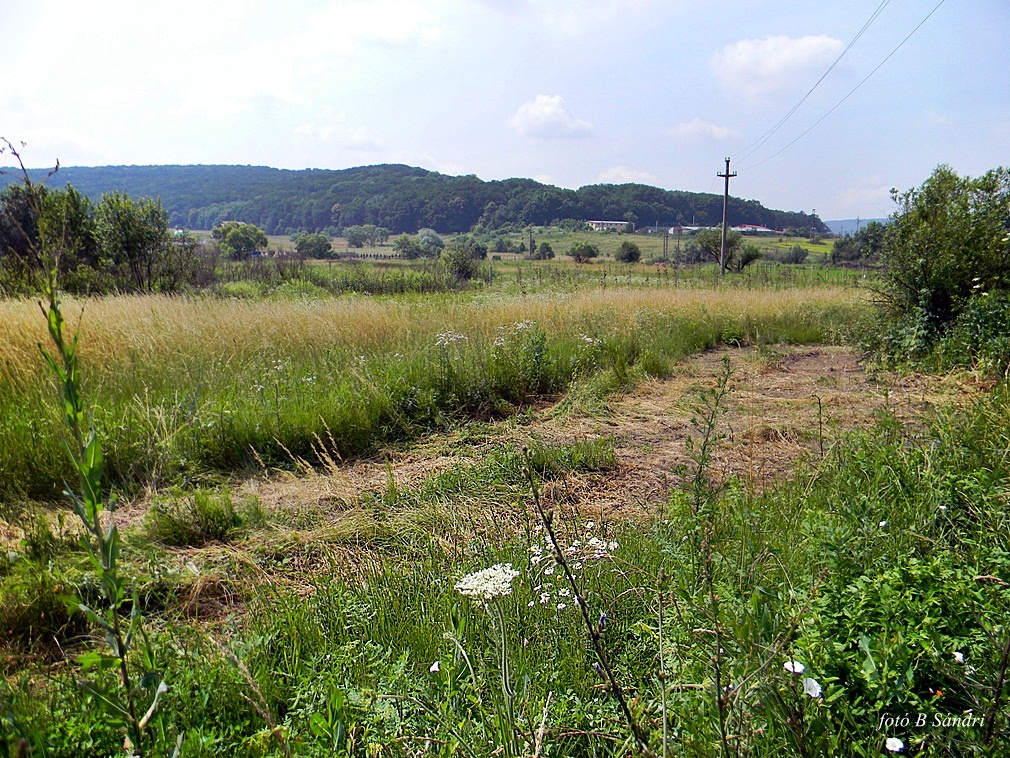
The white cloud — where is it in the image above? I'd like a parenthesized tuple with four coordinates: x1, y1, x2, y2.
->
(306, 0, 445, 48)
(480, 0, 657, 35)
(711, 35, 844, 100)
(837, 174, 894, 215)
(596, 166, 659, 185)
(295, 110, 383, 152)
(670, 118, 741, 141)
(508, 95, 593, 139)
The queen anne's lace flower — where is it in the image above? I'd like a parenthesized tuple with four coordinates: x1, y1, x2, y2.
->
(455, 563, 519, 601)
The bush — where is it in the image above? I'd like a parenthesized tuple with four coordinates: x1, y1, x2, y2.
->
(440, 245, 479, 282)
(146, 489, 242, 547)
(937, 291, 1010, 373)
(568, 241, 599, 263)
(782, 244, 808, 264)
(876, 165, 1010, 353)
(616, 240, 641, 263)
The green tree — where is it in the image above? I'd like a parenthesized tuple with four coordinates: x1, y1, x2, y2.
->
(616, 240, 641, 263)
(0, 184, 100, 289)
(447, 235, 488, 260)
(732, 242, 763, 272)
(295, 232, 332, 258)
(568, 241, 599, 263)
(831, 220, 887, 264)
(212, 220, 268, 259)
(877, 165, 1010, 346)
(441, 245, 479, 282)
(693, 227, 743, 270)
(782, 244, 808, 264)
(96, 192, 171, 290)
(533, 241, 554, 260)
(417, 228, 444, 257)
(393, 233, 422, 259)
(343, 225, 368, 248)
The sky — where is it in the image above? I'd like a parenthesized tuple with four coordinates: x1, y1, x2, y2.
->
(2, 0, 1007, 220)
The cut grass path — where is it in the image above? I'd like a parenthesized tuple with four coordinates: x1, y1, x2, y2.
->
(104, 344, 981, 592)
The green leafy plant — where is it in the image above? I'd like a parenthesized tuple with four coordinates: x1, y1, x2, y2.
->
(1, 138, 174, 757)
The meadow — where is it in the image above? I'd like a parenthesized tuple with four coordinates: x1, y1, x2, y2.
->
(2, 255, 1010, 757)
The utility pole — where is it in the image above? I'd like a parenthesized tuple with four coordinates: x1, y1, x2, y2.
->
(718, 157, 737, 276)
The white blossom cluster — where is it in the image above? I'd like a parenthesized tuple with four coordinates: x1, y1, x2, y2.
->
(493, 320, 540, 348)
(527, 520, 618, 610)
(435, 331, 469, 347)
(455, 562, 519, 601)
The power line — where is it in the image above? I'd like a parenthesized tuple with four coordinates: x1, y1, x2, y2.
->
(735, 0, 893, 165)
(739, 0, 947, 171)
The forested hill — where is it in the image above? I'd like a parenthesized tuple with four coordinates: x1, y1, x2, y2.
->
(2, 163, 826, 236)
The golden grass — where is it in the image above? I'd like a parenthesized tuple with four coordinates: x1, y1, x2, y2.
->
(0, 286, 862, 383)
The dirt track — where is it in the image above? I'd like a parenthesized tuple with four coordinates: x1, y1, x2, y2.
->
(231, 345, 979, 526)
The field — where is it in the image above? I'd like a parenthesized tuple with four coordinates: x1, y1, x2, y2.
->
(3, 255, 1010, 756)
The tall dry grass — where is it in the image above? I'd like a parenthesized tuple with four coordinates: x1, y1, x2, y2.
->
(0, 286, 863, 502)
(0, 287, 859, 380)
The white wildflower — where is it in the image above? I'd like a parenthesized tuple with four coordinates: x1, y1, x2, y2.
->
(783, 661, 805, 675)
(879, 520, 888, 528)
(954, 651, 965, 664)
(435, 331, 468, 347)
(885, 737, 904, 752)
(429, 661, 440, 674)
(454, 563, 519, 601)
(556, 602, 567, 611)
(803, 678, 822, 698)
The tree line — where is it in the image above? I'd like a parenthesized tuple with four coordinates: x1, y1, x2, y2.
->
(2, 163, 826, 237)
(0, 182, 209, 296)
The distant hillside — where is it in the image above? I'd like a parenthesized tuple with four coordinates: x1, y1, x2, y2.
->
(1, 164, 827, 236)
(825, 218, 889, 236)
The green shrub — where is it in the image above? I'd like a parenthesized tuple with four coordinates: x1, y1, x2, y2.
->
(146, 489, 242, 546)
(876, 165, 1010, 356)
(937, 290, 1010, 373)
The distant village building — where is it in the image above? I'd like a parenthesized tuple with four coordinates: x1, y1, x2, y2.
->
(731, 224, 781, 234)
(587, 220, 630, 232)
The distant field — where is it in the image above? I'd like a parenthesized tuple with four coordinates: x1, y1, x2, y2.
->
(190, 226, 840, 265)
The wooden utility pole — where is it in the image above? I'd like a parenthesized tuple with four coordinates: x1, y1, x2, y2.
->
(718, 157, 737, 276)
